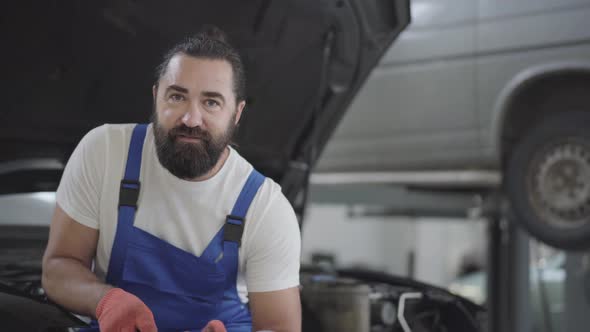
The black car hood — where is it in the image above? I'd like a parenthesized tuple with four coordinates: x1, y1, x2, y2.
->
(1, 0, 410, 206)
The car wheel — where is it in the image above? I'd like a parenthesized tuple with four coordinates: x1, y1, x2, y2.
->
(506, 111, 590, 250)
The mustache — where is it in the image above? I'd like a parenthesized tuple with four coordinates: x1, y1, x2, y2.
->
(168, 125, 211, 141)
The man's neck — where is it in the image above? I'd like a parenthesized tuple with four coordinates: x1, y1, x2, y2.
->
(188, 146, 230, 182)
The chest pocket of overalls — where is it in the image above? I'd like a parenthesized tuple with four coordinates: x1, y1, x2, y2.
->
(120, 227, 227, 330)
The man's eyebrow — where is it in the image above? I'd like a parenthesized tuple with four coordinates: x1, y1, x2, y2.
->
(165, 85, 189, 94)
(202, 91, 226, 103)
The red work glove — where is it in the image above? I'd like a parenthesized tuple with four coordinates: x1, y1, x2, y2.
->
(96, 288, 157, 332)
(201, 320, 227, 332)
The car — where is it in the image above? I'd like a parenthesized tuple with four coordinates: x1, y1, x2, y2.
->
(0, 1, 486, 331)
(315, 0, 590, 250)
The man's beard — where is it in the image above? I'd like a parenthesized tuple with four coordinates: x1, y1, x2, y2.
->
(152, 114, 236, 180)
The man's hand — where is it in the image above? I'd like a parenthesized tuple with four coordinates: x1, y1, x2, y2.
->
(96, 288, 157, 332)
(201, 320, 226, 332)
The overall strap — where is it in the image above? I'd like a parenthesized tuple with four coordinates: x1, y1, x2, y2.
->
(106, 124, 148, 285)
(222, 169, 266, 287)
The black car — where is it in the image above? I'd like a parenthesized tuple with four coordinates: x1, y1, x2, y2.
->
(0, 1, 485, 331)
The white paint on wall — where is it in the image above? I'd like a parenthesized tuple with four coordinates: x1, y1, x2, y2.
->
(301, 204, 417, 276)
(302, 204, 487, 288)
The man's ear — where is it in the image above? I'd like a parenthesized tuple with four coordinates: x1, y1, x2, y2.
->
(152, 85, 157, 100)
(234, 100, 246, 125)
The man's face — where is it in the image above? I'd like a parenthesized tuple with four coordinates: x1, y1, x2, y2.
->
(152, 54, 245, 180)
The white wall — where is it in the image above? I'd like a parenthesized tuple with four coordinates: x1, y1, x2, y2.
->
(301, 204, 417, 276)
(414, 218, 487, 286)
(302, 203, 487, 287)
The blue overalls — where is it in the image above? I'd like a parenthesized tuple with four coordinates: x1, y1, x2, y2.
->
(82, 124, 264, 331)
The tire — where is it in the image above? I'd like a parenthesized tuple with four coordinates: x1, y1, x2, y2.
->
(506, 111, 590, 250)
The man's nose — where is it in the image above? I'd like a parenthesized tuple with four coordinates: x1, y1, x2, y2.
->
(181, 103, 204, 128)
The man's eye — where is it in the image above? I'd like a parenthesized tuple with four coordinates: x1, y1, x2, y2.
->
(169, 94, 185, 102)
(204, 99, 220, 108)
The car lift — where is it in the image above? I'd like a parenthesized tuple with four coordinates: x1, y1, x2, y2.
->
(310, 170, 590, 332)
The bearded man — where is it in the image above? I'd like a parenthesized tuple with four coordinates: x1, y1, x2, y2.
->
(41, 26, 302, 332)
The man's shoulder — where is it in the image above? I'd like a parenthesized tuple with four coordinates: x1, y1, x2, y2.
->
(82, 123, 139, 142)
(72, 123, 148, 171)
(251, 171, 292, 221)
(83, 123, 148, 149)
(100, 123, 143, 139)
(228, 148, 284, 200)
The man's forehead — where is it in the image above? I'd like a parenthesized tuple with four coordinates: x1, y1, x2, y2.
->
(162, 55, 234, 96)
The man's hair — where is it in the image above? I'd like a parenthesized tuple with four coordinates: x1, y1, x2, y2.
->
(155, 25, 246, 102)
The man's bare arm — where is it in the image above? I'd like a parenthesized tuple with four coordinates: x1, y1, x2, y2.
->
(41, 204, 112, 317)
(249, 287, 301, 332)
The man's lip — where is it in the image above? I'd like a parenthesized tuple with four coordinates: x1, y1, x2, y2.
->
(176, 135, 203, 142)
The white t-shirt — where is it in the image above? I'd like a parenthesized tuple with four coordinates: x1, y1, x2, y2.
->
(56, 124, 301, 303)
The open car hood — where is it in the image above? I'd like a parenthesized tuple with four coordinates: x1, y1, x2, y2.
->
(1, 0, 410, 209)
